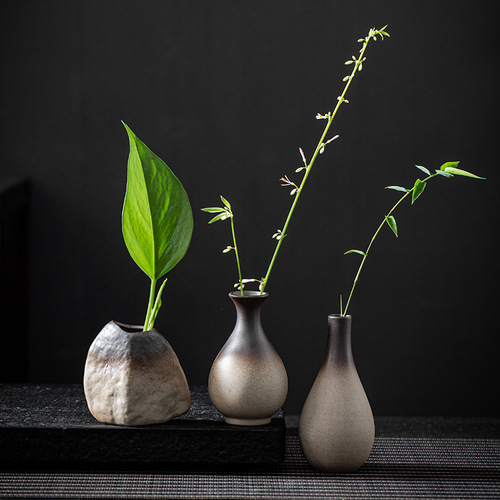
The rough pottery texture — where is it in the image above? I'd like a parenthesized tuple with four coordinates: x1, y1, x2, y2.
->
(208, 292, 288, 426)
(299, 315, 374, 472)
(84, 321, 190, 426)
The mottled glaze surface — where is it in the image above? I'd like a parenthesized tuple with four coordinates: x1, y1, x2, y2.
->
(208, 292, 288, 426)
(84, 321, 190, 426)
(299, 315, 374, 472)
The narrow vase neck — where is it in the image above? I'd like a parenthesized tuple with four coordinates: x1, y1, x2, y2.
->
(324, 314, 354, 366)
(229, 291, 268, 335)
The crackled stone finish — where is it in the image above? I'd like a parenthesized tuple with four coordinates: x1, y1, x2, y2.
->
(84, 321, 190, 426)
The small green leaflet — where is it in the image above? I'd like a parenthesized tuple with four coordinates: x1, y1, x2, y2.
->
(201, 197, 232, 224)
(411, 178, 426, 204)
(201, 206, 225, 213)
(443, 167, 486, 180)
(440, 161, 460, 171)
(435, 169, 453, 178)
(386, 185, 408, 193)
(207, 212, 229, 224)
(439, 161, 485, 179)
(415, 165, 431, 176)
(344, 249, 367, 256)
(385, 215, 398, 237)
(220, 195, 232, 209)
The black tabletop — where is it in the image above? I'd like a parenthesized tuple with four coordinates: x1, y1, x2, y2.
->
(1, 384, 499, 499)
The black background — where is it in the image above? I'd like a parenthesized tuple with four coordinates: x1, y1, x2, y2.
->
(1, 1, 498, 417)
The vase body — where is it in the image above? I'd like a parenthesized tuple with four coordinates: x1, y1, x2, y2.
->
(84, 321, 190, 426)
(299, 315, 374, 472)
(208, 291, 288, 426)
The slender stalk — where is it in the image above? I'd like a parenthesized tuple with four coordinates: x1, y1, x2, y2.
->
(259, 31, 380, 294)
(144, 277, 157, 331)
(342, 173, 437, 316)
(230, 215, 244, 296)
(148, 277, 168, 328)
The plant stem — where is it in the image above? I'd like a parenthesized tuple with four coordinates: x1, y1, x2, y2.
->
(230, 215, 244, 296)
(259, 33, 375, 295)
(149, 277, 168, 328)
(342, 173, 437, 316)
(144, 277, 157, 331)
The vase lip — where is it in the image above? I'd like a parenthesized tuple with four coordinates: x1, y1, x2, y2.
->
(328, 314, 352, 320)
(112, 320, 151, 334)
(229, 290, 269, 299)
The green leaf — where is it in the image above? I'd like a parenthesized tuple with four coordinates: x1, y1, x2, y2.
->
(385, 185, 408, 192)
(122, 122, 193, 281)
(440, 161, 460, 171)
(443, 166, 485, 180)
(201, 207, 225, 213)
(385, 215, 398, 237)
(435, 169, 453, 178)
(344, 249, 367, 256)
(220, 195, 231, 209)
(411, 178, 426, 204)
(415, 165, 431, 176)
(208, 213, 228, 224)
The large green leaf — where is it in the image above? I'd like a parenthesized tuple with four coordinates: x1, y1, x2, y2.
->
(122, 122, 193, 281)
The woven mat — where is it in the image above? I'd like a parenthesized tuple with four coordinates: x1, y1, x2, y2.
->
(1, 436, 499, 499)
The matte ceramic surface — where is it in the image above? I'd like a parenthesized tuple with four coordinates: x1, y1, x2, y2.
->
(299, 315, 374, 472)
(208, 291, 288, 426)
(84, 321, 190, 426)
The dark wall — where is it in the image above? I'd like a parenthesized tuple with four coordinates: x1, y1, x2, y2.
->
(1, 1, 498, 416)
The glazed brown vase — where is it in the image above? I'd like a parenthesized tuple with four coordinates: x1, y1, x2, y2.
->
(208, 291, 288, 426)
(84, 321, 190, 426)
(299, 314, 374, 472)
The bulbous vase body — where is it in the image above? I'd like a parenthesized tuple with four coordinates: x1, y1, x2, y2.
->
(299, 315, 374, 472)
(208, 291, 288, 426)
(84, 321, 190, 426)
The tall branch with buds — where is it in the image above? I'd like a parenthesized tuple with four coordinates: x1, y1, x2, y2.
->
(258, 26, 390, 294)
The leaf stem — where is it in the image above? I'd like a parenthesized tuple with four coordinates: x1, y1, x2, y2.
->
(144, 276, 157, 331)
(148, 277, 168, 329)
(230, 215, 244, 296)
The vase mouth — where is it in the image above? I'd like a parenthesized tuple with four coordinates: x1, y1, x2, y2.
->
(112, 321, 146, 333)
(229, 290, 269, 299)
(328, 314, 352, 320)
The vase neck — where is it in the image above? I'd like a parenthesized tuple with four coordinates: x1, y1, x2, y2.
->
(324, 315, 354, 366)
(229, 291, 268, 336)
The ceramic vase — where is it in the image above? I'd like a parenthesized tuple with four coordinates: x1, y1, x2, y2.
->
(299, 314, 374, 472)
(208, 291, 288, 426)
(84, 320, 190, 426)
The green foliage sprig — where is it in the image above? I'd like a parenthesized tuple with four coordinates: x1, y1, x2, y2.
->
(203, 26, 390, 295)
(340, 162, 485, 316)
(122, 122, 194, 331)
(201, 197, 246, 296)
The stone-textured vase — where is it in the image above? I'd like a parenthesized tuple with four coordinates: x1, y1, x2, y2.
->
(208, 291, 288, 426)
(299, 314, 374, 472)
(84, 321, 190, 426)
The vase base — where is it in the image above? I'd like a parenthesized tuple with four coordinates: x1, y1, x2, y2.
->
(225, 417, 271, 426)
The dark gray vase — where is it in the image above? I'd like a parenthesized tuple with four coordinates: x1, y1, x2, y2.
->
(299, 314, 374, 472)
(84, 321, 190, 426)
(208, 291, 288, 426)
